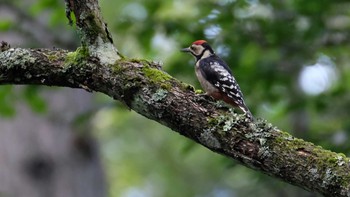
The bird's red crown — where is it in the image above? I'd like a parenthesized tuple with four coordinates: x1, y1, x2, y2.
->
(192, 40, 207, 45)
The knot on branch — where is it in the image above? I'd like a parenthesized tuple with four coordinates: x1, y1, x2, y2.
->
(1, 41, 10, 52)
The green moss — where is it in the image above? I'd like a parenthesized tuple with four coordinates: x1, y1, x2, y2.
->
(143, 67, 171, 82)
(47, 54, 59, 61)
(142, 65, 172, 90)
(129, 58, 151, 64)
(178, 82, 195, 92)
(338, 153, 347, 158)
(289, 139, 310, 150)
(112, 60, 129, 74)
(112, 64, 124, 73)
(113, 57, 175, 90)
(44, 49, 67, 62)
(273, 131, 350, 172)
(327, 156, 338, 164)
(195, 89, 204, 94)
(207, 117, 219, 126)
(64, 47, 89, 66)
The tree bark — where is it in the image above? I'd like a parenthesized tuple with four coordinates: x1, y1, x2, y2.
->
(1, 0, 350, 196)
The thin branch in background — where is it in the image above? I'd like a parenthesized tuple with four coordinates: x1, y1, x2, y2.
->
(0, 2, 78, 49)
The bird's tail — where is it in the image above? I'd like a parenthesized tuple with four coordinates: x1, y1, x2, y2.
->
(239, 105, 254, 121)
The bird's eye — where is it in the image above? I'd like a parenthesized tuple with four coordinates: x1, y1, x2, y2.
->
(190, 46, 195, 50)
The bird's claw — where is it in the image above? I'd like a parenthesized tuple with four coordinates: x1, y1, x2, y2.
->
(197, 93, 215, 102)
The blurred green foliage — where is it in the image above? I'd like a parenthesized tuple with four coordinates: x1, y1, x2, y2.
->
(22, 86, 47, 113)
(1, 0, 350, 196)
(0, 20, 12, 31)
(0, 85, 16, 117)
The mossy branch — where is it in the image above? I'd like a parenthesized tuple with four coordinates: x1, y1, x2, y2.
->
(0, 0, 349, 196)
(0, 47, 350, 196)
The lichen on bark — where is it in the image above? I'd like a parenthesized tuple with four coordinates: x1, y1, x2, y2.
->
(1, 0, 350, 196)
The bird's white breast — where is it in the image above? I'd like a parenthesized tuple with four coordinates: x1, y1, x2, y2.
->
(195, 60, 219, 95)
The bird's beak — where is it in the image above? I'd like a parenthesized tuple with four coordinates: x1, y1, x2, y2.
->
(180, 47, 191, 53)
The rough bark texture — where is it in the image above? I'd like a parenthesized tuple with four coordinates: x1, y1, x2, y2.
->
(1, 0, 350, 196)
(1, 46, 350, 196)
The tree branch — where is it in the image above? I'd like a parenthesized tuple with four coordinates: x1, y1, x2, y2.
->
(0, 0, 350, 196)
(1, 46, 350, 196)
(65, 0, 121, 65)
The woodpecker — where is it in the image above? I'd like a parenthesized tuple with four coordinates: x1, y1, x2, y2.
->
(181, 40, 253, 120)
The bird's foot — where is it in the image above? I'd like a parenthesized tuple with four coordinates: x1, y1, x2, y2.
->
(214, 100, 227, 108)
(198, 93, 212, 100)
(195, 90, 210, 99)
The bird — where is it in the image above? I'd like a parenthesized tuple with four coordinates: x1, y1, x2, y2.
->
(181, 40, 253, 120)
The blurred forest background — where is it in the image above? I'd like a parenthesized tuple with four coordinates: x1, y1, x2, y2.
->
(1, 0, 350, 196)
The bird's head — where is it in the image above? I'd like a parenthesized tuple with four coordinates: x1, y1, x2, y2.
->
(181, 40, 215, 60)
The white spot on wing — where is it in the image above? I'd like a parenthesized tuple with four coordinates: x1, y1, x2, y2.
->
(205, 61, 247, 107)
(221, 77, 229, 81)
